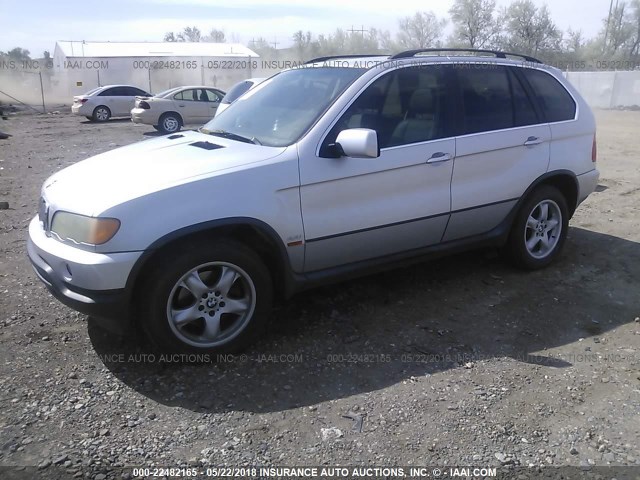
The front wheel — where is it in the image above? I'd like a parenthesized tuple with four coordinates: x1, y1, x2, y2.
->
(506, 185, 569, 269)
(138, 240, 273, 354)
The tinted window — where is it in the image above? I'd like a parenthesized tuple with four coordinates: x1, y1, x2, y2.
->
(523, 69, 576, 122)
(322, 65, 453, 153)
(221, 81, 254, 104)
(508, 68, 538, 127)
(457, 65, 514, 134)
(98, 87, 116, 97)
(129, 87, 150, 96)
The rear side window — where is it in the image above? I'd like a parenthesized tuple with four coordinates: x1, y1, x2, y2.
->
(522, 69, 576, 122)
(456, 65, 540, 134)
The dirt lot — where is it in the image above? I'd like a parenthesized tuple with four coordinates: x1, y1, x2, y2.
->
(0, 110, 639, 479)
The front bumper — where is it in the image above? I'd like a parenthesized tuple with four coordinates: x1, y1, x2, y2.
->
(27, 216, 142, 330)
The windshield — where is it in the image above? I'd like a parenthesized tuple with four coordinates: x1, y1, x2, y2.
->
(201, 67, 365, 147)
(221, 80, 259, 104)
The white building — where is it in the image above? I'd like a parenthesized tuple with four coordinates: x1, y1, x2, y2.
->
(51, 41, 260, 97)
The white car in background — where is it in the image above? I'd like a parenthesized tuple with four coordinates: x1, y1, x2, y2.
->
(71, 85, 151, 122)
(131, 86, 226, 133)
(214, 78, 265, 117)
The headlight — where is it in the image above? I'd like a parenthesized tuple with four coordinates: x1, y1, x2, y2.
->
(50, 212, 120, 245)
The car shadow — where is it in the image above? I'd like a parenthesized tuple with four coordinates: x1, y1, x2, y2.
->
(79, 118, 132, 125)
(88, 227, 640, 413)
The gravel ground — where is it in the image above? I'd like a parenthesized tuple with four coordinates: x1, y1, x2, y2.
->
(0, 110, 639, 479)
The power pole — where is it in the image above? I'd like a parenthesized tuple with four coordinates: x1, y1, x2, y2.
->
(603, 0, 614, 54)
(347, 25, 368, 37)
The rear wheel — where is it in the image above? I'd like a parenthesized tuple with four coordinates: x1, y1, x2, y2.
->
(158, 113, 181, 133)
(92, 106, 111, 122)
(507, 185, 569, 269)
(138, 240, 273, 354)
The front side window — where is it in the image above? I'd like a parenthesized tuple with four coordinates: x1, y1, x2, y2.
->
(204, 89, 222, 102)
(522, 69, 576, 122)
(321, 65, 454, 155)
(201, 67, 365, 147)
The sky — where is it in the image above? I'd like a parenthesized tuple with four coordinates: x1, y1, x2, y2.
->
(0, 0, 609, 56)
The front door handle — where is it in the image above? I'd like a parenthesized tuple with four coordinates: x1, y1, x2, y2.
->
(427, 152, 452, 164)
(524, 136, 543, 146)
(178, 104, 186, 107)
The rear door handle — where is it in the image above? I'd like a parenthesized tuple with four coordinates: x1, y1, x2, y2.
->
(524, 136, 543, 146)
(178, 104, 186, 107)
(427, 152, 452, 164)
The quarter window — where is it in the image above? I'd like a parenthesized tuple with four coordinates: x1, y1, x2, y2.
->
(522, 69, 576, 122)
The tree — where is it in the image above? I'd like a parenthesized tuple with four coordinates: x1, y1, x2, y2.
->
(177, 26, 202, 42)
(292, 30, 314, 59)
(630, 0, 640, 58)
(501, 1, 562, 55)
(249, 37, 278, 57)
(449, 0, 498, 48)
(164, 32, 177, 42)
(204, 29, 226, 43)
(43, 50, 51, 59)
(5, 47, 31, 61)
(565, 29, 585, 54)
(397, 11, 446, 49)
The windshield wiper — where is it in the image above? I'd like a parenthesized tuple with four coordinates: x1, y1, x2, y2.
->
(199, 128, 261, 145)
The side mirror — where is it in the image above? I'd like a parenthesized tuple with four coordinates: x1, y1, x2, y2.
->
(333, 128, 380, 158)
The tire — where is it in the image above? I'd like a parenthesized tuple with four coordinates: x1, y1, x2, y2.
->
(158, 113, 181, 133)
(138, 240, 273, 355)
(92, 106, 111, 122)
(506, 185, 569, 270)
(152, 125, 161, 131)
(85, 116, 93, 121)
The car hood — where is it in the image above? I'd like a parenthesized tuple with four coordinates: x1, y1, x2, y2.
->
(42, 130, 287, 216)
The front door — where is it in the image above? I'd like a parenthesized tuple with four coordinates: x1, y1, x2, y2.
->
(300, 65, 457, 272)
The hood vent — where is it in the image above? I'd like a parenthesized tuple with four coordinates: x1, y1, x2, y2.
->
(189, 141, 225, 151)
(167, 134, 184, 139)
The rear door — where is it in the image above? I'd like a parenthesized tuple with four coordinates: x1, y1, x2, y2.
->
(117, 87, 146, 116)
(443, 64, 551, 241)
(97, 87, 117, 113)
(172, 89, 209, 124)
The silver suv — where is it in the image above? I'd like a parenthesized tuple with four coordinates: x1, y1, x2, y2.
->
(28, 49, 599, 354)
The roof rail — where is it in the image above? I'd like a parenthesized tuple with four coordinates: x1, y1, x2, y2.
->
(389, 48, 542, 63)
(304, 54, 389, 64)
